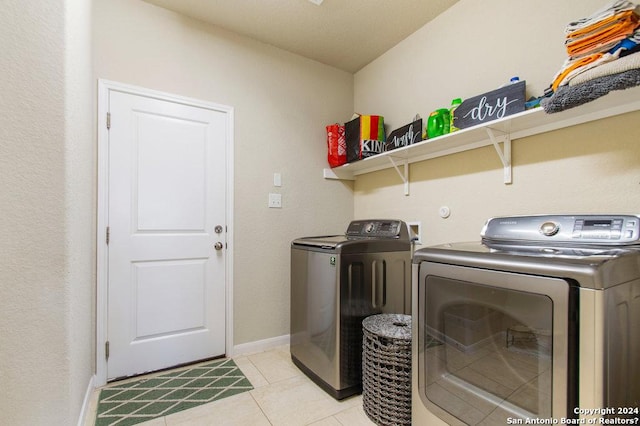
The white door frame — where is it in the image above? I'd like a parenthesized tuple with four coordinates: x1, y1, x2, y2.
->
(96, 79, 234, 386)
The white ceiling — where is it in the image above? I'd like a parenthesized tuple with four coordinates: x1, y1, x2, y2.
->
(142, 0, 459, 73)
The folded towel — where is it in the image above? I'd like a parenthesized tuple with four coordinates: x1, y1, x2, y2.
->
(545, 1, 640, 97)
(551, 53, 605, 90)
(620, 42, 640, 56)
(610, 27, 640, 54)
(565, 10, 639, 57)
(541, 68, 640, 113)
(560, 53, 622, 87)
(569, 51, 640, 85)
(565, 0, 638, 34)
(566, 9, 638, 41)
(552, 16, 640, 89)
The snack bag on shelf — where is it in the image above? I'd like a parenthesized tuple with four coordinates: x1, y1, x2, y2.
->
(326, 123, 347, 168)
(345, 114, 386, 163)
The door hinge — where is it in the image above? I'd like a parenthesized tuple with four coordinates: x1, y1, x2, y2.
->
(106, 112, 111, 129)
(106, 226, 110, 245)
(105, 341, 110, 360)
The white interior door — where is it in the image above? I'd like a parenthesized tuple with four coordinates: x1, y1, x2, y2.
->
(106, 89, 228, 380)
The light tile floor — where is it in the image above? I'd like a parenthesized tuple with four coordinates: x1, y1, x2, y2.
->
(85, 345, 375, 426)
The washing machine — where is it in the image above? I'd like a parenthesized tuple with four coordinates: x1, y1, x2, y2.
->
(412, 214, 640, 425)
(291, 219, 412, 399)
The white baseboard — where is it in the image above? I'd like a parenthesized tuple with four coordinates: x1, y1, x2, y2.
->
(77, 374, 96, 426)
(231, 334, 290, 357)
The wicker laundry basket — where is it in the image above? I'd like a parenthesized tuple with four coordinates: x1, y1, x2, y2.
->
(362, 313, 412, 426)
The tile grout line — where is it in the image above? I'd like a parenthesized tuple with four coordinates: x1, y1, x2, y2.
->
(243, 355, 276, 425)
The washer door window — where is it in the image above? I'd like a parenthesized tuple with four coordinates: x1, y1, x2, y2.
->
(418, 263, 574, 425)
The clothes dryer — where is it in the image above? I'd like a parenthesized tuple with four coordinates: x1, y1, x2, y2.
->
(412, 214, 640, 425)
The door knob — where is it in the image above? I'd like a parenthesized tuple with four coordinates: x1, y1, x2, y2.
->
(214, 242, 224, 251)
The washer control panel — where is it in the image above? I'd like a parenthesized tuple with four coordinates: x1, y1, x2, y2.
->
(482, 215, 640, 245)
(346, 219, 407, 239)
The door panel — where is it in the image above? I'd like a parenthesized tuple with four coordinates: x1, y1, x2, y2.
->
(134, 259, 206, 338)
(136, 112, 208, 231)
(107, 90, 227, 380)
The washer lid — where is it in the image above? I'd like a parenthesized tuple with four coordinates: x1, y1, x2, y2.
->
(291, 235, 346, 249)
(292, 220, 411, 252)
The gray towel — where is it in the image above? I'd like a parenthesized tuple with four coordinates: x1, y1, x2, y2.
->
(541, 68, 640, 113)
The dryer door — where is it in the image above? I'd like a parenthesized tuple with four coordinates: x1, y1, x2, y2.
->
(416, 262, 577, 425)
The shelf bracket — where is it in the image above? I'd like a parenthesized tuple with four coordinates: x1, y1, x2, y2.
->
(387, 156, 409, 195)
(485, 128, 512, 184)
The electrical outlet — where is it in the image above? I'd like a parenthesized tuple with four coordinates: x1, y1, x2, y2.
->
(268, 193, 282, 208)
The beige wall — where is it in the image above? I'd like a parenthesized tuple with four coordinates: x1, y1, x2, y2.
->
(4, 0, 637, 423)
(353, 0, 640, 245)
(0, 0, 94, 424)
(93, 0, 354, 345)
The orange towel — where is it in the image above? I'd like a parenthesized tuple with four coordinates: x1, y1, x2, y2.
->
(565, 0, 638, 35)
(551, 53, 604, 90)
(566, 11, 639, 56)
(566, 9, 636, 40)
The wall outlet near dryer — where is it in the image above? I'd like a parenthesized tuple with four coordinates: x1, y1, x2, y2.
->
(268, 193, 282, 208)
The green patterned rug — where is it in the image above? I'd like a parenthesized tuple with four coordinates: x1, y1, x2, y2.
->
(96, 358, 252, 425)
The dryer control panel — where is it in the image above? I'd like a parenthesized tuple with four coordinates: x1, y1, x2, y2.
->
(482, 214, 640, 246)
